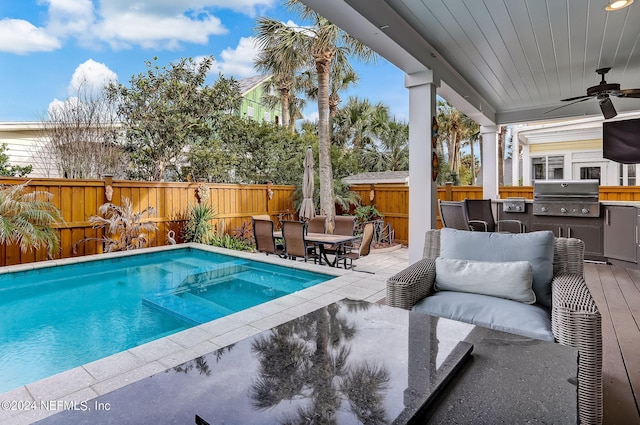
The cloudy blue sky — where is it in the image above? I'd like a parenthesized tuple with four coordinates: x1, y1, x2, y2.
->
(0, 0, 408, 123)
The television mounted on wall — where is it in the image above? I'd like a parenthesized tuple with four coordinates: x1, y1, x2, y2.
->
(603, 118, 640, 164)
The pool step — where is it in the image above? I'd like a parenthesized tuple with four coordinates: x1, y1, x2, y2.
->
(142, 292, 227, 325)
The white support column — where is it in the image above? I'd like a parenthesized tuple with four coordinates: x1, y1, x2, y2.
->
(522, 144, 531, 185)
(481, 125, 499, 200)
(511, 127, 520, 186)
(406, 70, 439, 264)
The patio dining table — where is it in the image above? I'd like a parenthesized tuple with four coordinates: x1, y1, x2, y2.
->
(273, 231, 359, 267)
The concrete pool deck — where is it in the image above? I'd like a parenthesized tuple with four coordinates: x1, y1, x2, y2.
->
(0, 243, 409, 425)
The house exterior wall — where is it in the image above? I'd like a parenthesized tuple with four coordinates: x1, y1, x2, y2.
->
(238, 83, 281, 125)
(0, 124, 59, 178)
(516, 113, 640, 187)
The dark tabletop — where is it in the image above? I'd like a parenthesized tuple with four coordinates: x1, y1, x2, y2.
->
(35, 299, 576, 425)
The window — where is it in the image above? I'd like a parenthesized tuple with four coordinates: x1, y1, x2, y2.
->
(264, 111, 271, 122)
(532, 155, 564, 180)
(619, 164, 637, 186)
(247, 106, 254, 118)
(580, 166, 601, 183)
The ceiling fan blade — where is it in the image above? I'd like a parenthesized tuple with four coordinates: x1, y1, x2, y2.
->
(618, 88, 640, 98)
(560, 94, 594, 102)
(543, 97, 593, 115)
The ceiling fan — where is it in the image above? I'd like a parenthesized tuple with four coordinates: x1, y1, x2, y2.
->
(547, 67, 640, 119)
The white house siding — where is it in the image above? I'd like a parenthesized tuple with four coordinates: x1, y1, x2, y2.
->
(515, 112, 640, 186)
(0, 123, 58, 178)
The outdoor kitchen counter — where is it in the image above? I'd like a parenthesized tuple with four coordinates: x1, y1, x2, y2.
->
(496, 199, 640, 265)
(494, 199, 640, 207)
(599, 200, 640, 207)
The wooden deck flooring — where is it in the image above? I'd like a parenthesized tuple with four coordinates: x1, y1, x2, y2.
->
(585, 263, 640, 425)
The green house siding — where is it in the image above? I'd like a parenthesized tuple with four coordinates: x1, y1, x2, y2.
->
(237, 75, 281, 125)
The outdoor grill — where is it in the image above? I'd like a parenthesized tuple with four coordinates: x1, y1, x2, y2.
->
(532, 179, 600, 218)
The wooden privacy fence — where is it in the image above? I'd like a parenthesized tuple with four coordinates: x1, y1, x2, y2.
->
(0, 177, 296, 267)
(3, 176, 639, 266)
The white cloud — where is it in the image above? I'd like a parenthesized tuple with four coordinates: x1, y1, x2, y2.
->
(47, 59, 117, 117)
(44, 0, 94, 38)
(95, 11, 227, 49)
(304, 111, 319, 123)
(209, 36, 260, 78)
(0, 18, 60, 54)
(67, 59, 118, 95)
(92, 0, 274, 49)
(1, 1, 278, 54)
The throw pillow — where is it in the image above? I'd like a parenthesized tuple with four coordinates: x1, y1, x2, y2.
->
(439, 228, 554, 308)
(435, 257, 536, 304)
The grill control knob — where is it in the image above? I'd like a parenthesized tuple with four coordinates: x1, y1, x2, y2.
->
(541, 206, 548, 213)
(560, 207, 567, 213)
(582, 208, 589, 214)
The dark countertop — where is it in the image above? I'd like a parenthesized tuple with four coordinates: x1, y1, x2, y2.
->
(35, 300, 577, 425)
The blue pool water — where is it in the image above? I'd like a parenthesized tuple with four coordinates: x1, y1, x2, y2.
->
(0, 248, 331, 393)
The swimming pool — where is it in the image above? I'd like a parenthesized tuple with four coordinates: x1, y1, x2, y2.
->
(0, 247, 331, 393)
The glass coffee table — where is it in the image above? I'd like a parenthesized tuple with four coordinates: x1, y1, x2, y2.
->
(36, 299, 576, 424)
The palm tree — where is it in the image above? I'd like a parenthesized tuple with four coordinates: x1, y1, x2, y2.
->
(380, 119, 409, 171)
(303, 65, 360, 138)
(0, 182, 62, 257)
(437, 100, 479, 182)
(256, 0, 377, 232)
(460, 115, 480, 184)
(254, 22, 306, 130)
(333, 96, 389, 149)
(249, 302, 390, 424)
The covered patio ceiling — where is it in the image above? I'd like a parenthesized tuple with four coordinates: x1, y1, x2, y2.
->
(299, 0, 640, 125)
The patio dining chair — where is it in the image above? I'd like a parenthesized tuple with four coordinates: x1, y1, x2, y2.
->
(463, 199, 525, 233)
(323, 215, 357, 257)
(252, 219, 284, 257)
(438, 200, 473, 230)
(307, 215, 327, 234)
(337, 222, 374, 269)
(281, 220, 319, 263)
(334, 215, 356, 235)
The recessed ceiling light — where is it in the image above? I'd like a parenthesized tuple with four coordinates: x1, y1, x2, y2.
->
(605, 0, 634, 11)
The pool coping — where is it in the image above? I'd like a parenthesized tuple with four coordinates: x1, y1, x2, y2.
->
(0, 244, 405, 424)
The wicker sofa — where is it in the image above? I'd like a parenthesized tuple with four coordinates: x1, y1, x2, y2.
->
(387, 229, 603, 425)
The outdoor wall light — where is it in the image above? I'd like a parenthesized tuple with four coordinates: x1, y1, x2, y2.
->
(605, 0, 634, 11)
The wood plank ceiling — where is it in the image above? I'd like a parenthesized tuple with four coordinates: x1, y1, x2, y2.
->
(301, 0, 640, 124)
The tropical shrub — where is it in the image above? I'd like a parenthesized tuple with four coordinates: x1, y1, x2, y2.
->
(208, 234, 254, 252)
(74, 197, 157, 252)
(0, 182, 61, 256)
(354, 205, 383, 225)
(183, 202, 217, 244)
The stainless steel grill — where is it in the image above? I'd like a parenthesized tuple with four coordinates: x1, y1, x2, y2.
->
(533, 180, 600, 217)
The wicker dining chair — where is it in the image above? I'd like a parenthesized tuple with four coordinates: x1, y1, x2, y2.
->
(386, 230, 603, 425)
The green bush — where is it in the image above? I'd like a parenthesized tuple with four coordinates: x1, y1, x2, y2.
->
(183, 202, 217, 244)
(208, 234, 254, 252)
(354, 205, 383, 226)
